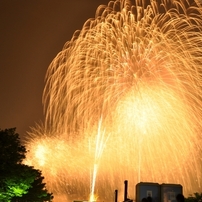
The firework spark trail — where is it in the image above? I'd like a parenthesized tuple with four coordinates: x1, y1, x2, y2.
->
(90, 117, 110, 202)
(26, 0, 202, 201)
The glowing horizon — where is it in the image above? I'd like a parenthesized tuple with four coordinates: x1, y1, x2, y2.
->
(25, 0, 202, 201)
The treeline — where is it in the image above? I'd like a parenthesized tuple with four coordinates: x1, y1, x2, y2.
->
(0, 128, 53, 202)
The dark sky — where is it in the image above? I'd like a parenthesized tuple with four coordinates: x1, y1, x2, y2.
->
(0, 0, 110, 138)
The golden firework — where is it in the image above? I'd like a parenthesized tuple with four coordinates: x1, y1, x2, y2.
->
(26, 0, 202, 201)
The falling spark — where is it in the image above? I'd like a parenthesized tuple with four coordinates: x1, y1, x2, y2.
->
(26, 0, 202, 201)
(90, 117, 109, 201)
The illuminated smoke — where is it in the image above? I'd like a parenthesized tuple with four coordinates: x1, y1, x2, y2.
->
(26, 0, 202, 201)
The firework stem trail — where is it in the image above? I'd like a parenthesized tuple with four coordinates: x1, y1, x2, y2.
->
(90, 117, 109, 201)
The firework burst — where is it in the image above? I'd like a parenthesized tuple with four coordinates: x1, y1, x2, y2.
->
(26, 0, 202, 201)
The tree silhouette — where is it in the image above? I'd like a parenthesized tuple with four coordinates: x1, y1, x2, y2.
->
(185, 193, 202, 202)
(0, 128, 53, 202)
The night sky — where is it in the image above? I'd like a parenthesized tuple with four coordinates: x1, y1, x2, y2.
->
(0, 0, 110, 138)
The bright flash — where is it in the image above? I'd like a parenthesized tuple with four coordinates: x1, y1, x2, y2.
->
(25, 0, 202, 201)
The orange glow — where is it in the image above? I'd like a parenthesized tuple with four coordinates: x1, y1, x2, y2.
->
(35, 145, 46, 166)
(25, 0, 202, 201)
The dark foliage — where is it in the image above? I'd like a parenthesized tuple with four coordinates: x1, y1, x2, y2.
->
(0, 128, 26, 169)
(185, 193, 202, 202)
(0, 128, 53, 202)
